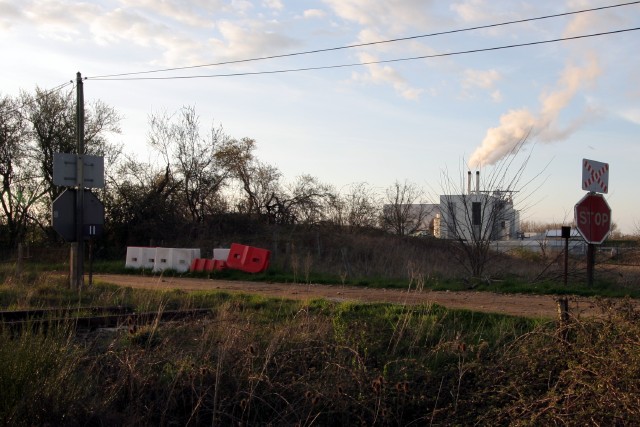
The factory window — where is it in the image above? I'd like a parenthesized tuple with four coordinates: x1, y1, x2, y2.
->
(472, 202, 481, 226)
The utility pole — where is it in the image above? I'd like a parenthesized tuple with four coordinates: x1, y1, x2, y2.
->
(75, 71, 85, 290)
(54, 72, 103, 289)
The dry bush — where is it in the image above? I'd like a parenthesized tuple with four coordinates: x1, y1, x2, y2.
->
(79, 299, 514, 426)
(473, 299, 640, 425)
(5, 293, 637, 425)
(273, 230, 459, 282)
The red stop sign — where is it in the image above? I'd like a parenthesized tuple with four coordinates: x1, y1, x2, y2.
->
(574, 193, 611, 244)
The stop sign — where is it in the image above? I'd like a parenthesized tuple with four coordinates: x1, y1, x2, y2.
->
(574, 193, 611, 244)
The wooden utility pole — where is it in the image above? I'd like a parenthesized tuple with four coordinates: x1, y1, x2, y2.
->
(74, 72, 85, 290)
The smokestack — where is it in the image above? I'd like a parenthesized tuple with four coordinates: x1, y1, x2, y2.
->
(467, 171, 472, 195)
(476, 171, 480, 195)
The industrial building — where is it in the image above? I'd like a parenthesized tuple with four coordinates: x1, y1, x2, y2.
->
(438, 171, 520, 241)
(384, 171, 521, 241)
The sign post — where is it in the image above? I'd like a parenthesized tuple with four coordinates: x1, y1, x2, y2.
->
(575, 159, 611, 286)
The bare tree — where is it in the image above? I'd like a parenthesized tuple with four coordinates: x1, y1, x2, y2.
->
(343, 182, 380, 230)
(215, 137, 282, 217)
(324, 183, 380, 231)
(147, 107, 228, 223)
(1, 89, 120, 247)
(0, 94, 45, 249)
(263, 175, 334, 225)
(381, 180, 432, 236)
(438, 136, 539, 278)
(105, 154, 183, 245)
(22, 87, 120, 202)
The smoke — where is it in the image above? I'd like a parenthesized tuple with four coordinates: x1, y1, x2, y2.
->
(469, 53, 601, 167)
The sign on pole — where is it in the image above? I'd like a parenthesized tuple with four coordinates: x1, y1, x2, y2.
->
(582, 158, 609, 194)
(53, 153, 105, 188)
(574, 193, 611, 244)
(52, 189, 105, 242)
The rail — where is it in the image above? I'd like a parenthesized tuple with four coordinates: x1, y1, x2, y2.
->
(0, 306, 213, 333)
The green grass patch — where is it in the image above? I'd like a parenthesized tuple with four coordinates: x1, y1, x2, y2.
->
(1, 271, 638, 425)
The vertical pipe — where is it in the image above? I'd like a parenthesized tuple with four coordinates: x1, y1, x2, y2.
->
(476, 171, 480, 195)
(467, 171, 472, 195)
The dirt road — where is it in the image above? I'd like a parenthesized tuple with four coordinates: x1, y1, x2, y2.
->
(93, 274, 626, 319)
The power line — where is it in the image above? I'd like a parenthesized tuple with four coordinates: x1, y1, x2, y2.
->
(87, 1, 640, 80)
(87, 27, 640, 81)
(0, 81, 74, 116)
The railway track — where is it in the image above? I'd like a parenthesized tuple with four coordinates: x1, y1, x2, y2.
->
(0, 306, 213, 333)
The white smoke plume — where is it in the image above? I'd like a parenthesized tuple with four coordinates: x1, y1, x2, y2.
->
(469, 53, 601, 167)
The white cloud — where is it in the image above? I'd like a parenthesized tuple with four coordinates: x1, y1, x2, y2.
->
(263, 0, 283, 11)
(303, 9, 326, 19)
(323, 0, 441, 33)
(353, 52, 423, 100)
(6, 0, 298, 67)
(462, 69, 501, 89)
(322, 0, 442, 99)
(92, 9, 171, 47)
(0, 1, 26, 30)
(118, 0, 221, 28)
(450, 0, 493, 23)
(229, 0, 253, 14)
(460, 69, 502, 102)
(563, 0, 628, 38)
(209, 19, 297, 61)
(6, 0, 100, 40)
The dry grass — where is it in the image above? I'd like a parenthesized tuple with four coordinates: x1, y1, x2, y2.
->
(1, 280, 639, 426)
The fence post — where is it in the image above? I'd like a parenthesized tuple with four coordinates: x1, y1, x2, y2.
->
(16, 243, 23, 277)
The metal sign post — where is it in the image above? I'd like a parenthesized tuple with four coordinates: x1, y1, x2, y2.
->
(575, 159, 611, 287)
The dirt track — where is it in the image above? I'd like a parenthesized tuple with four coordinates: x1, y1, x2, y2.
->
(94, 274, 628, 319)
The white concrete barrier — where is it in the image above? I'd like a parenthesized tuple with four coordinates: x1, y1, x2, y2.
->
(125, 247, 201, 273)
(213, 248, 230, 261)
(126, 247, 159, 269)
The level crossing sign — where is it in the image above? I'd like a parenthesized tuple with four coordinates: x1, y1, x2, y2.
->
(582, 159, 609, 194)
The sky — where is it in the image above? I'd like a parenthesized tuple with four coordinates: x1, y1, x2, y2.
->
(1, 0, 639, 233)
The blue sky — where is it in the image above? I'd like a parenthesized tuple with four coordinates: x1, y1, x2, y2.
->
(2, 0, 639, 233)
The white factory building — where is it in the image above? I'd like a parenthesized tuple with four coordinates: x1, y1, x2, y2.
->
(383, 171, 521, 241)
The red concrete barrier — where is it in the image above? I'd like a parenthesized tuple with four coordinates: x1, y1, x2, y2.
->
(189, 258, 207, 272)
(226, 243, 270, 273)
